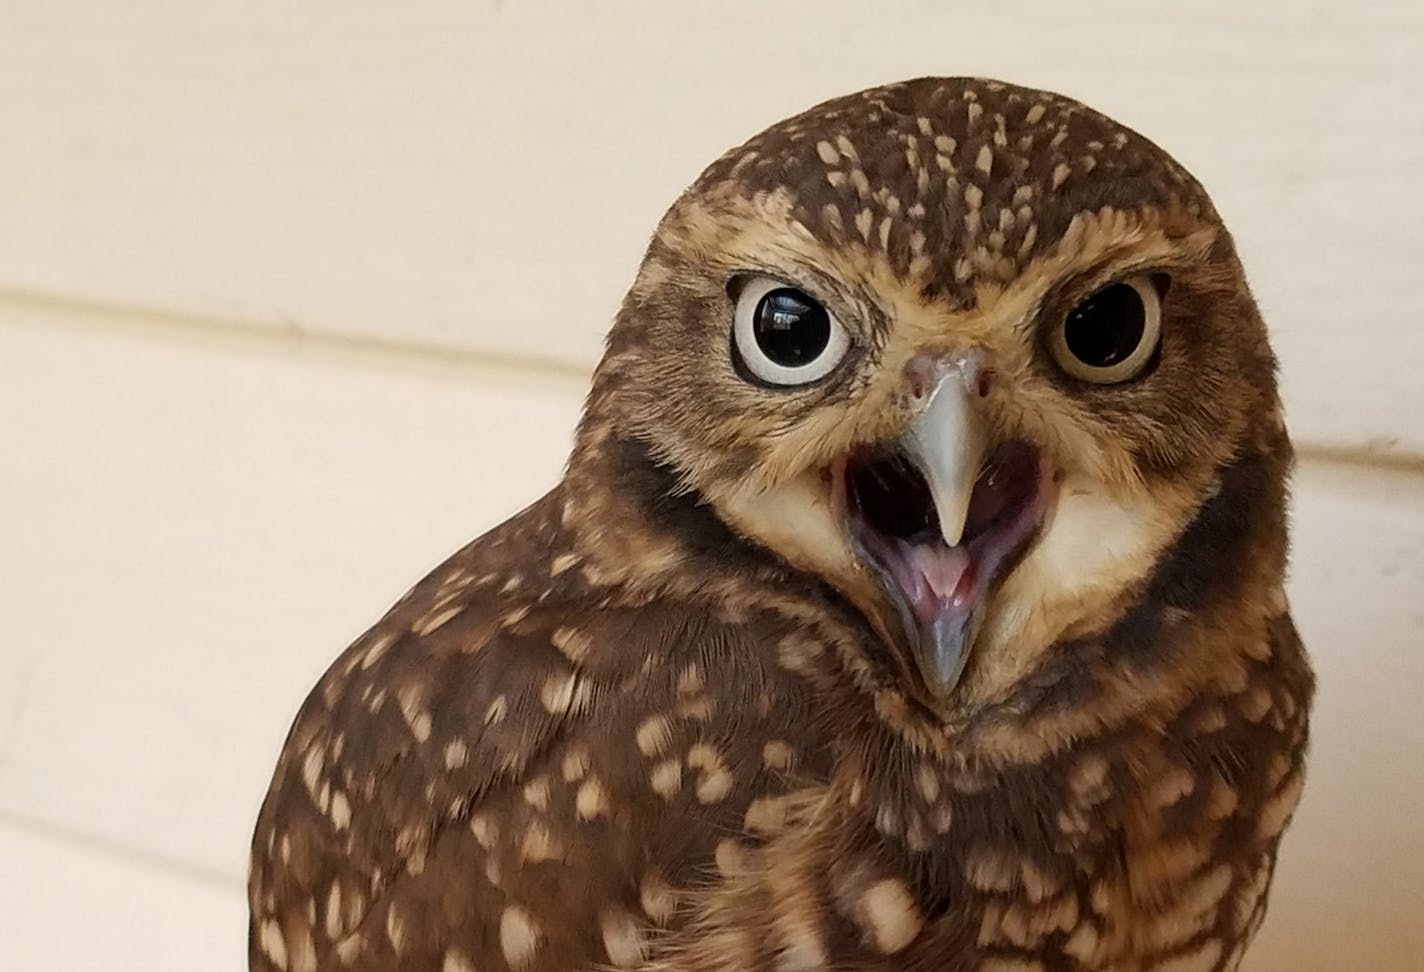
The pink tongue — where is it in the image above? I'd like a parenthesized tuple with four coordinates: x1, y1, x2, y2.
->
(902, 542, 975, 618)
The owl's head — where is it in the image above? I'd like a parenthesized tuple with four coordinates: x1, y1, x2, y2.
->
(576, 78, 1285, 717)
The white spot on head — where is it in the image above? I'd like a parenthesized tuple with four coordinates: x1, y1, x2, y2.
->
(484, 695, 508, 726)
(636, 715, 676, 757)
(442, 950, 477, 972)
(675, 694, 716, 721)
(334, 934, 364, 965)
(1237, 684, 1273, 723)
(301, 746, 324, 793)
(1063, 920, 1100, 963)
(1270, 580, 1292, 611)
(715, 838, 747, 877)
(649, 759, 682, 799)
(520, 821, 564, 863)
(744, 795, 792, 834)
(775, 633, 822, 674)
(914, 763, 941, 803)
(414, 605, 462, 636)
(287, 923, 317, 972)
(688, 743, 734, 803)
(676, 665, 704, 695)
(561, 746, 590, 782)
(773, 904, 826, 972)
(329, 790, 351, 830)
(470, 813, 499, 848)
(359, 633, 394, 670)
(325, 883, 345, 939)
(551, 625, 593, 662)
(640, 872, 678, 924)
(762, 740, 796, 772)
(540, 671, 579, 714)
(385, 904, 407, 955)
(444, 740, 469, 771)
(1021, 859, 1066, 906)
(975, 143, 994, 176)
(860, 878, 923, 953)
(522, 776, 551, 811)
(964, 849, 1015, 892)
(500, 905, 543, 968)
(396, 685, 432, 742)
(855, 207, 874, 242)
(576, 777, 608, 820)
(258, 918, 288, 970)
(600, 909, 648, 967)
(1256, 771, 1305, 839)
(1148, 766, 1196, 809)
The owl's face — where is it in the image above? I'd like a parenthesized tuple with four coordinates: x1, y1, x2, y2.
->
(592, 79, 1280, 714)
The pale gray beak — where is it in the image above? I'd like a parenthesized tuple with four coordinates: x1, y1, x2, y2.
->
(899, 371, 989, 548)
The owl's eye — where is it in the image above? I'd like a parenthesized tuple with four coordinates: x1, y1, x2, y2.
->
(1048, 275, 1162, 384)
(732, 277, 850, 386)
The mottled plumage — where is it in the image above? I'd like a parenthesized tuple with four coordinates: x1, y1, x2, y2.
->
(250, 77, 1312, 972)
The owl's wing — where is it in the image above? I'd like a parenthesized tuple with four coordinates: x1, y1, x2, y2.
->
(249, 521, 831, 972)
(248, 590, 578, 970)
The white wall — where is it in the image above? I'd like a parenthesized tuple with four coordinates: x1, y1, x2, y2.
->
(2, 3, 1421, 970)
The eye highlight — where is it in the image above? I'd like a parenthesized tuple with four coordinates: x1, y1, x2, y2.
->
(732, 277, 850, 387)
(1047, 275, 1162, 385)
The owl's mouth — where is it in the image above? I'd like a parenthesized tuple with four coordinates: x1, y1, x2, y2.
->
(843, 442, 1052, 697)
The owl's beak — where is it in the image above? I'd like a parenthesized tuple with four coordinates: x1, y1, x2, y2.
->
(901, 371, 990, 548)
(894, 372, 991, 697)
(843, 366, 1050, 702)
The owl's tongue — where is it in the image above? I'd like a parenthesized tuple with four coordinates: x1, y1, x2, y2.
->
(900, 542, 975, 620)
(847, 442, 1040, 617)
(844, 441, 1047, 694)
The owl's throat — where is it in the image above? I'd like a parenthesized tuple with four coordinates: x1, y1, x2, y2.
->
(844, 442, 1051, 698)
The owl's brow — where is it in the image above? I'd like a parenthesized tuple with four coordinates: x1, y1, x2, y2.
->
(735, 251, 896, 352)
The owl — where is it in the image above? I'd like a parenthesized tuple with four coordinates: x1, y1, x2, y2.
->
(249, 77, 1313, 972)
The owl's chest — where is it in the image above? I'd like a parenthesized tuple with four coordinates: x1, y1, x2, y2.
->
(905, 721, 1305, 971)
(956, 825, 1278, 972)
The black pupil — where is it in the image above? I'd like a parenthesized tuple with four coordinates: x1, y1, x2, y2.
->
(753, 288, 831, 368)
(1063, 283, 1146, 369)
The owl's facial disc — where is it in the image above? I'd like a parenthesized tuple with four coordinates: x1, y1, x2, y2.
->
(841, 366, 1054, 699)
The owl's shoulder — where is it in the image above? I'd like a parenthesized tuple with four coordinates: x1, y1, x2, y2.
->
(249, 495, 839, 970)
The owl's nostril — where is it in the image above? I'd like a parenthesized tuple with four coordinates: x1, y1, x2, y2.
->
(902, 353, 938, 403)
(902, 350, 992, 404)
(975, 369, 994, 398)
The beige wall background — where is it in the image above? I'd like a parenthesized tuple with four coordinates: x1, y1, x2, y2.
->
(2, 2, 1421, 969)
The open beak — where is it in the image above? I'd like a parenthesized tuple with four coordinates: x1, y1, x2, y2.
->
(844, 368, 1051, 701)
